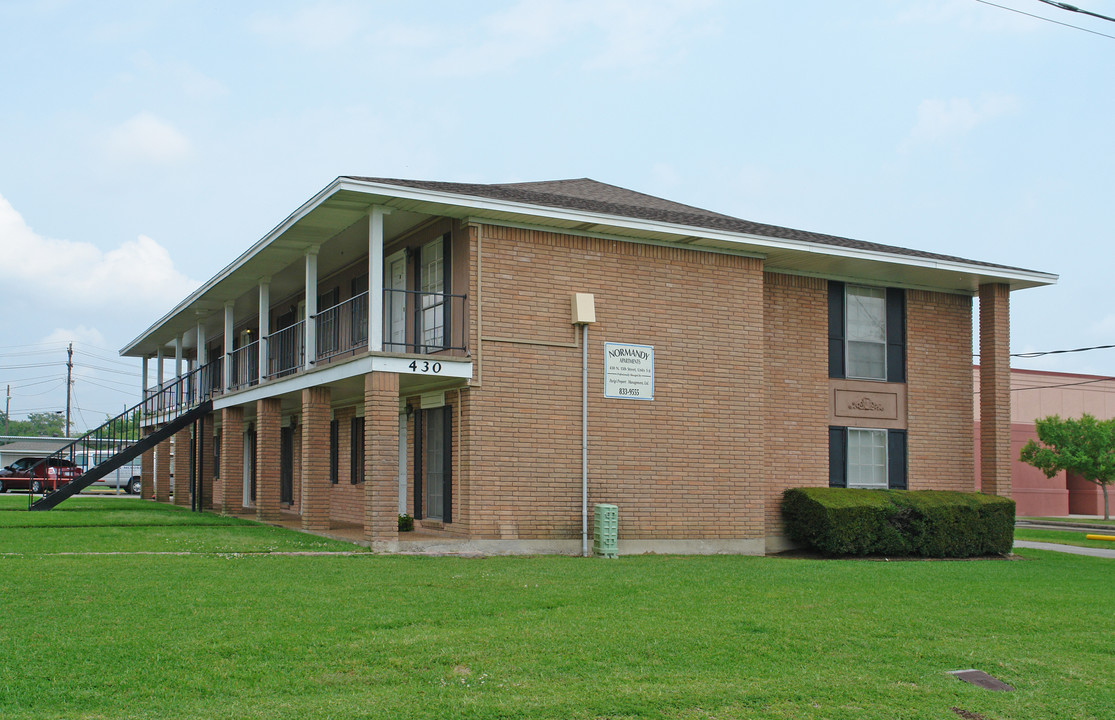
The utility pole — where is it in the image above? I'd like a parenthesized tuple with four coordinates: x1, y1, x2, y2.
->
(66, 342, 73, 437)
(4, 384, 9, 435)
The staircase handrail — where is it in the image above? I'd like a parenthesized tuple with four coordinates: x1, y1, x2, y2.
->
(24, 359, 219, 509)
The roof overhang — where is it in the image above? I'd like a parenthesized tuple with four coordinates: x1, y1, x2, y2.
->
(121, 177, 1057, 357)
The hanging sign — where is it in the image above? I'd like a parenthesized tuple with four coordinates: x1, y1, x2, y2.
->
(604, 342, 654, 400)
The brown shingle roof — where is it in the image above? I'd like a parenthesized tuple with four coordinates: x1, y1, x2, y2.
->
(344, 176, 1034, 273)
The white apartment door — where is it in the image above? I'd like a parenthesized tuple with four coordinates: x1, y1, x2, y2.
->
(385, 250, 407, 351)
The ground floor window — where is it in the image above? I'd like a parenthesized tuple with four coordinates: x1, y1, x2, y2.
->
(414, 405, 452, 522)
(829, 426, 906, 489)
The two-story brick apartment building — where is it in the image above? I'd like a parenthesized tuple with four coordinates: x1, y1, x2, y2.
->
(121, 177, 1055, 554)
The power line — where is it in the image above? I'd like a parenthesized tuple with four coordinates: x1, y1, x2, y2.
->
(974, 342, 1115, 359)
(1035, 0, 1115, 23)
(974, 0, 1115, 40)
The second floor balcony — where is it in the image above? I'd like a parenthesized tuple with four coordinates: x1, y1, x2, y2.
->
(221, 287, 468, 393)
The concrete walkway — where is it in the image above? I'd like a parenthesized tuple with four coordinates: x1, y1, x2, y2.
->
(1014, 541, 1115, 559)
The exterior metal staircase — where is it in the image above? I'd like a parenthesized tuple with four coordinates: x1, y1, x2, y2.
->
(28, 361, 218, 511)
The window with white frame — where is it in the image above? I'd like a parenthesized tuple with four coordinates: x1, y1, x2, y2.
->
(419, 236, 446, 350)
(846, 428, 888, 489)
(846, 285, 887, 380)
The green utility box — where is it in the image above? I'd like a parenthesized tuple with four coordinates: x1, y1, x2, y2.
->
(593, 503, 619, 558)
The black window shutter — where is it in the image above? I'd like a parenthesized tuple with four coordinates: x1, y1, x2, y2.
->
(828, 281, 845, 379)
(350, 417, 364, 484)
(828, 426, 847, 488)
(888, 430, 907, 490)
(329, 420, 339, 484)
(442, 233, 452, 351)
(413, 408, 423, 520)
(442, 405, 453, 524)
(886, 288, 906, 383)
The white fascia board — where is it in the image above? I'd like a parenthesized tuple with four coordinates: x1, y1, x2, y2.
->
(211, 354, 472, 410)
(121, 179, 351, 356)
(336, 178, 1058, 289)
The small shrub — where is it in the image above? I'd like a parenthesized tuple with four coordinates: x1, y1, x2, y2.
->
(782, 487, 1014, 557)
(398, 514, 414, 532)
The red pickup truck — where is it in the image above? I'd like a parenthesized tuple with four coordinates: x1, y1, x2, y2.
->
(0, 456, 83, 493)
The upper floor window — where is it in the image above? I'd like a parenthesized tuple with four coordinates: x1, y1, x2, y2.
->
(829, 281, 905, 383)
(419, 235, 449, 351)
(846, 285, 886, 380)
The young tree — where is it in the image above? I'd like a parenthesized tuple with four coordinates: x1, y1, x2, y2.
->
(1020, 414, 1115, 520)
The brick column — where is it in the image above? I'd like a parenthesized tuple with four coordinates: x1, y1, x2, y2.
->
(140, 442, 154, 500)
(172, 426, 191, 506)
(154, 436, 172, 503)
(220, 406, 244, 514)
(301, 387, 331, 531)
(199, 414, 215, 510)
(256, 398, 282, 521)
(364, 372, 400, 547)
(979, 283, 1011, 498)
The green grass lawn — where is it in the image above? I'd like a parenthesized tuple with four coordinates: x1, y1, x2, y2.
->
(1, 498, 1112, 719)
(1014, 527, 1115, 550)
(1021, 516, 1115, 526)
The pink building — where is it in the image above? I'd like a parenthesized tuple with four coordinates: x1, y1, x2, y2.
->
(975, 366, 1115, 517)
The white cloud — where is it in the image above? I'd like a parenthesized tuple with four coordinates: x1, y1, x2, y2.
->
(0, 194, 198, 314)
(104, 112, 191, 164)
(400, 0, 717, 76)
(41, 326, 108, 349)
(907, 94, 1019, 145)
(248, 1, 367, 49)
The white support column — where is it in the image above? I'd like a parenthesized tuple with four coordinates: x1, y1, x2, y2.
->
(305, 248, 319, 370)
(141, 356, 149, 396)
(156, 348, 165, 388)
(368, 207, 386, 352)
(197, 320, 208, 367)
(224, 302, 234, 391)
(174, 337, 183, 379)
(259, 278, 270, 380)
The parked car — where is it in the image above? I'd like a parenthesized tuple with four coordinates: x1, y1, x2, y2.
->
(0, 457, 83, 493)
(87, 463, 143, 495)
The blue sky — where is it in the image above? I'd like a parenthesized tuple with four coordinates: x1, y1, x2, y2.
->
(1, 0, 1112, 431)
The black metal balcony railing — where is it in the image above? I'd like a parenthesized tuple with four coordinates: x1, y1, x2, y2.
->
(316, 294, 368, 362)
(382, 288, 468, 355)
(313, 289, 467, 362)
(144, 360, 220, 421)
(228, 340, 260, 390)
(268, 321, 305, 379)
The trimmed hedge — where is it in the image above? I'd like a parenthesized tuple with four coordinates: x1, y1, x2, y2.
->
(781, 487, 1015, 557)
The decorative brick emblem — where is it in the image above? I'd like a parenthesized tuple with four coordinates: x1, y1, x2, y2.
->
(848, 396, 885, 412)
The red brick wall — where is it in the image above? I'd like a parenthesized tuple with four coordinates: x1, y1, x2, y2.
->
(155, 437, 171, 503)
(906, 289, 974, 491)
(198, 415, 215, 510)
(140, 445, 154, 500)
(256, 398, 282, 521)
(301, 387, 331, 530)
(466, 224, 765, 540)
(979, 283, 1012, 497)
(364, 372, 399, 542)
(219, 406, 244, 514)
(763, 273, 829, 536)
(330, 405, 361, 525)
(172, 427, 191, 506)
